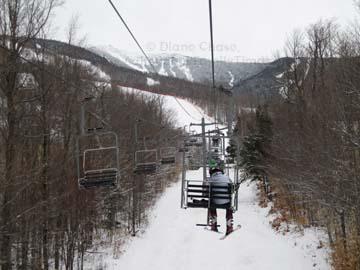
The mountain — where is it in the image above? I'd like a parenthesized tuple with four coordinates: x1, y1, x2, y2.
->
(27, 39, 295, 102)
(233, 57, 295, 97)
(90, 45, 267, 87)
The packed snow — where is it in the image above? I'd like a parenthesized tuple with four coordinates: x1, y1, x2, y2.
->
(84, 87, 331, 270)
(88, 176, 330, 270)
(119, 87, 212, 129)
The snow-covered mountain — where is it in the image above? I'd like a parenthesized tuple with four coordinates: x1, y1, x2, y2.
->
(90, 45, 267, 87)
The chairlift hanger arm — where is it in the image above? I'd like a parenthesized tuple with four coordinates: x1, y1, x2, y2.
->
(190, 122, 218, 127)
(86, 111, 112, 129)
(189, 133, 231, 139)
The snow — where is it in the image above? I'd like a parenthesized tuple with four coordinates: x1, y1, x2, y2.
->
(21, 48, 38, 60)
(78, 59, 111, 81)
(18, 73, 37, 89)
(84, 87, 331, 270)
(279, 86, 288, 99)
(159, 61, 168, 76)
(95, 45, 197, 82)
(118, 87, 212, 130)
(85, 175, 330, 270)
(177, 56, 194, 82)
(228, 71, 235, 87)
(276, 72, 285, 79)
(147, 77, 160, 86)
(169, 58, 177, 77)
(20, 48, 55, 64)
(98, 45, 148, 73)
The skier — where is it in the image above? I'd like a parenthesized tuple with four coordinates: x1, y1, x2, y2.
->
(208, 160, 234, 235)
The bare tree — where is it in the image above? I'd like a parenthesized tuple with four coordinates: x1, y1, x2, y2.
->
(0, 1, 62, 269)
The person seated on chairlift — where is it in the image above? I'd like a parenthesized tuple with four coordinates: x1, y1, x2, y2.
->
(208, 159, 234, 235)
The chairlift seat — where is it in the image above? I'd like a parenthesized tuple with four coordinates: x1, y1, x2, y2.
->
(79, 168, 118, 188)
(185, 182, 232, 209)
(134, 163, 158, 174)
(179, 147, 189, 153)
(161, 157, 176, 164)
(188, 165, 201, 170)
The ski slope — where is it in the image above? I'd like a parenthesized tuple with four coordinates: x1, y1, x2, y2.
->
(87, 88, 331, 270)
(120, 87, 213, 129)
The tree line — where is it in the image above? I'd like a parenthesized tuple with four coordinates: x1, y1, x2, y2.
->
(0, 1, 183, 269)
(235, 18, 360, 269)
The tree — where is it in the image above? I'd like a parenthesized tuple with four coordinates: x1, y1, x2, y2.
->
(0, 1, 62, 269)
(239, 105, 272, 181)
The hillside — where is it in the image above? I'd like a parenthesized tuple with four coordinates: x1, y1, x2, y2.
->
(82, 88, 331, 270)
(24, 39, 298, 102)
(91, 45, 267, 86)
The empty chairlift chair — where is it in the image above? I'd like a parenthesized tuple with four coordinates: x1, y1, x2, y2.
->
(160, 147, 176, 164)
(184, 133, 203, 147)
(77, 132, 120, 189)
(134, 149, 158, 174)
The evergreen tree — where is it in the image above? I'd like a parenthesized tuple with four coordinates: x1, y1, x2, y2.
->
(226, 116, 241, 163)
(239, 105, 272, 181)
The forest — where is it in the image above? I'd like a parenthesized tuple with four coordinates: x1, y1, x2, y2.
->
(236, 19, 360, 269)
(0, 1, 182, 269)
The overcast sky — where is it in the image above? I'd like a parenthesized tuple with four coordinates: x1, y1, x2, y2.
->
(53, 0, 358, 61)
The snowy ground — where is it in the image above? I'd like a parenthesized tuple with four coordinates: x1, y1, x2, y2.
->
(91, 171, 330, 270)
(85, 88, 331, 270)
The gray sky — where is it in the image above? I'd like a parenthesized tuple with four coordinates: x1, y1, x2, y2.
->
(53, 0, 358, 61)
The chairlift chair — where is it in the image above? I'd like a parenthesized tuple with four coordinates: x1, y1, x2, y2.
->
(212, 137, 220, 147)
(183, 180, 233, 209)
(160, 147, 176, 164)
(77, 131, 120, 189)
(134, 149, 158, 174)
(184, 135, 203, 147)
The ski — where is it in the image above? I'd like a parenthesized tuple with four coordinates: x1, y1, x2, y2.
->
(219, 225, 241, 240)
(204, 227, 223, 234)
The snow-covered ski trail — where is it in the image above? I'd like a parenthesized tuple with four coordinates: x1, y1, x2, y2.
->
(219, 224, 242, 240)
(94, 171, 330, 270)
(87, 88, 331, 270)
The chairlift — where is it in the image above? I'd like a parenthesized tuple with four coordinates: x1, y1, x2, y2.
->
(77, 131, 120, 189)
(134, 149, 158, 174)
(212, 136, 220, 147)
(183, 180, 233, 209)
(180, 119, 239, 213)
(178, 147, 189, 153)
(160, 147, 176, 164)
(184, 135, 203, 147)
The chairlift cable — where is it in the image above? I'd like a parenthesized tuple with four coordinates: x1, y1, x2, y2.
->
(0, 44, 161, 130)
(208, 0, 218, 126)
(107, 0, 198, 121)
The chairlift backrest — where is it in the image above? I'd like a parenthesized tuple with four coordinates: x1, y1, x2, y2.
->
(160, 147, 176, 158)
(135, 149, 158, 165)
(134, 149, 158, 174)
(83, 146, 119, 173)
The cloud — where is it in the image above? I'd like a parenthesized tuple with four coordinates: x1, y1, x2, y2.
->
(54, 0, 357, 59)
